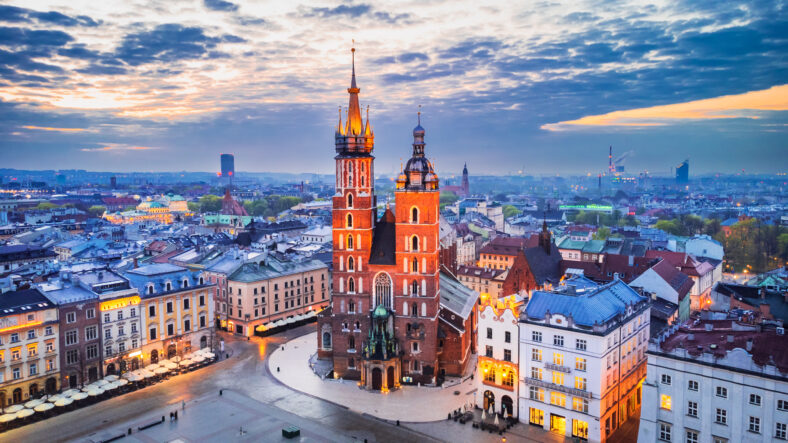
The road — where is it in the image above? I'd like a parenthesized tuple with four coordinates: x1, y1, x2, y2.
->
(6, 324, 570, 442)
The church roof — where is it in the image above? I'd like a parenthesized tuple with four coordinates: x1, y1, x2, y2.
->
(369, 210, 396, 265)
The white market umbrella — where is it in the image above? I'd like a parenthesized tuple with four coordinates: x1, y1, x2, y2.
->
(154, 367, 169, 375)
(142, 370, 156, 379)
(94, 379, 110, 387)
(47, 395, 63, 403)
(201, 347, 211, 353)
(24, 399, 44, 409)
(104, 375, 119, 382)
(273, 319, 285, 327)
(4, 405, 23, 413)
(103, 382, 118, 391)
(284, 317, 295, 324)
(61, 389, 80, 397)
(71, 392, 88, 401)
(34, 403, 54, 412)
(162, 361, 177, 369)
(481, 410, 487, 420)
(115, 379, 129, 386)
(192, 355, 206, 363)
(87, 388, 105, 397)
(54, 397, 74, 407)
(204, 352, 216, 359)
(0, 413, 16, 423)
(180, 359, 193, 366)
(16, 409, 35, 419)
(171, 356, 183, 363)
(144, 364, 159, 371)
(493, 414, 500, 426)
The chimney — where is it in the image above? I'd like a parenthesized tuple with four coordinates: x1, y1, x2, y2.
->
(760, 287, 766, 300)
(133, 257, 138, 269)
(746, 338, 753, 352)
(628, 255, 634, 266)
(613, 272, 620, 281)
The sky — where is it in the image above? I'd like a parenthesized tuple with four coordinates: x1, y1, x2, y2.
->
(0, 0, 786, 176)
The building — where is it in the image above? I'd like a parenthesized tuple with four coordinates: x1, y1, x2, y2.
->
(478, 236, 537, 270)
(630, 259, 695, 320)
(457, 265, 507, 299)
(676, 160, 689, 185)
(225, 257, 329, 336)
(639, 321, 788, 443)
(519, 277, 651, 442)
(92, 271, 143, 375)
(103, 195, 192, 225)
(442, 163, 471, 197)
(201, 188, 252, 234)
(220, 153, 235, 186)
(0, 289, 60, 407)
(0, 245, 56, 277)
(316, 48, 476, 390)
(300, 225, 332, 244)
(645, 250, 716, 313)
(38, 273, 103, 389)
(477, 293, 524, 418)
(123, 264, 215, 366)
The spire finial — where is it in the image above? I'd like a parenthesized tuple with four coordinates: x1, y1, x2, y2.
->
(366, 104, 369, 120)
(417, 104, 422, 125)
(350, 41, 357, 90)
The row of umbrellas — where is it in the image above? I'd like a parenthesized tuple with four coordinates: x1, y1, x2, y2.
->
(256, 311, 317, 331)
(121, 348, 217, 381)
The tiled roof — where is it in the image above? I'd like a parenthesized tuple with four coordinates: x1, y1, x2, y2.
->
(525, 280, 646, 327)
(0, 288, 54, 313)
(439, 271, 478, 319)
(651, 259, 694, 300)
(228, 257, 326, 282)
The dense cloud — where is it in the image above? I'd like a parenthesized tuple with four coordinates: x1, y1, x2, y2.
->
(0, 5, 99, 27)
(204, 0, 239, 12)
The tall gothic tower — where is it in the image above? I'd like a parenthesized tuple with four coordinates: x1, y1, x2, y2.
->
(461, 162, 469, 196)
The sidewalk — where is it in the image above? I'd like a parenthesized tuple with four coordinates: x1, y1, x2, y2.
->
(268, 332, 477, 423)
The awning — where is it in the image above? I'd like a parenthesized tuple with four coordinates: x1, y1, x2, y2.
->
(144, 364, 159, 371)
(87, 388, 105, 397)
(71, 392, 88, 401)
(47, 395, 63, 403)
(104, 375, 119, 382)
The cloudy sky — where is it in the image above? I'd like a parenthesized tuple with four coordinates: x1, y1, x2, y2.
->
(0, 0, 786, 176)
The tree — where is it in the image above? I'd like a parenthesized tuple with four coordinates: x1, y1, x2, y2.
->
(704, 218, 722, 237)
(594, 227, 611, 240)
(87, 205, 106, 217)
(655, 219, 682, 235)
(244, 199, 269, 216)
(187, 202, 200, 212)
(198, 195, 222, 213)
(439, 191, 459, 210)
(778, 233, 788, 260)
(502, 205, 520, 219)
(35, 202, 59, 210)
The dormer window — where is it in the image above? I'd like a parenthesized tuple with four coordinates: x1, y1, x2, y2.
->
(182, 278, 189, 288)
(165, 282, 172, 291)
(199, 276, 204, 285)
(147, 284, 154, 295)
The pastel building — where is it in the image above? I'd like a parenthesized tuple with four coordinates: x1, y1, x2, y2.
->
(519, 277, 650, 442)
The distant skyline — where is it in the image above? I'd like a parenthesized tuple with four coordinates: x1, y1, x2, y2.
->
(0, 1, 786, 175)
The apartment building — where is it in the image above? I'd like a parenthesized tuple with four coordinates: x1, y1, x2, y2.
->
(519, 276, 650, 442)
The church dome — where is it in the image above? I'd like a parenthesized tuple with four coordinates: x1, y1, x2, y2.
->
(405, 156, 431, 175)
(413, 124, 425, 137)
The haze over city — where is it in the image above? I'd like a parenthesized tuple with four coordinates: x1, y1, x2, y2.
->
(1, 0, 786, 175)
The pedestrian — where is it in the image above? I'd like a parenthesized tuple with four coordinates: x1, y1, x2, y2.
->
(220, 389, 223, 396)
(174, 411, 178, 420)
(182, 400, 185, 410)
(169, 412, 173, 422)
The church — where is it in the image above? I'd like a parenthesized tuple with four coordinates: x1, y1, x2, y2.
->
(316, 48, 478, 390)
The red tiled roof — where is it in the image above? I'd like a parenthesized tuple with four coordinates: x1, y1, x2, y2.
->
(651, 259, 694, 300)
(479, 235, 538, 255)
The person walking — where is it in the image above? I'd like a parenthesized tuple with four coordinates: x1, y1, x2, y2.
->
(182, 400, 185, 410)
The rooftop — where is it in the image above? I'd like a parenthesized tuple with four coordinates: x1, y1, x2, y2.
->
(126, 263, 185, 276)
(0, 288, 54, 314)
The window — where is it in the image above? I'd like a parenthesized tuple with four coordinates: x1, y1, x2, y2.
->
(552, 372, 564, 386)
(686, 430, 698, 443)
(553, 353, 564, 366)
(130, 308, 136, 317)
(149, 305, 156, 317)
(486, 328, 492, 339)
(554, 335, 564, 347)
(503, 331, 511, 343)
(531, 367, 542, 380)
(780, 400, 788, 411)
(12, 349, 20, 360)
(661, 374, 672, 385)
(502, 370, 514, 387)
(166, 301, 173, 314)
(184, 298, 190, 310)
(10, 333, 18, 343)
(104, 313, 110, 323)
(86, 344, 98, 360)
(749, 393, 761, 406)
(86, 308, 95, 319)
(576, 339, 586, 351)
(411, 235, 419, 251)
(550, 392, 566, 407)
(118, 342, 125, 352)
(572, 397, 588, 413)
(131, 323, 137, 333)
(199, 295, 205, 306)
(85, 326, 97, 341)
(117, 311, 123, 321)
(715, 408, 727, 425)
(485, 345, 493, 358)
(66, 349, 79, 364)
(749, 416, 760, 433)
(46, 342, 54, 352)
(687, 401, 697, 417)
(66, 312, 76, 323)
(503, 349, 511, 362)
(346, 214, 353, 228)
(484, 367, 495, 382)
(105, 328, 112, 339)
(532, 348, 542, 361)
(27, 329, 35, 339)
(347, 193, 353, 208)
(529, 386, 544, 401)
(65, 330, 78, 345)
(575, 377, 586, 390)
(12, 368, 20, 380)
(716, 386, 727, 398)
(149, 327, 157, 340)
(411, 207, 418, 223)
(105, 345, 113, 357)
(659, 423, 671, 441)
(532, 331, 542, 342)
(688, 380, 698, 391)
(45, 326, 53, 335)
(29, 363, 37, 376)
(776, 422, 787, 440)
(661, 395, 672, 411)
(576, 357, 586, 371)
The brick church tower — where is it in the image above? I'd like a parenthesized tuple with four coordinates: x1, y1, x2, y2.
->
(317, 48, 446, 390)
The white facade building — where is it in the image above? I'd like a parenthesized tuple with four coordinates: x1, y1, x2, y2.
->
(476, 294, 523, 418)
(639, 322, 788, 443)
(519, 277, 650, 442)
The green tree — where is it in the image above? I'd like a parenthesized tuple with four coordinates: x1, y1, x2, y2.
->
(87, 205, 106, 217)
(594, 227, 611, 240)
(681, 214, 704, 235)
(244, 199, 269, 216)
(655, 219, 682, 235)
(187, 202, 201, 212)
(703, 218, 722, 237)
(198, 195, 222, 213)
(778, 233, 788, 260)
(35, 202, 59, 210)
(439, 191, 459, 209)
(502, 205, 520, 219)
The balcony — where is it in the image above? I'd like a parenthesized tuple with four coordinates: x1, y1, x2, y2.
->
(525, 377, 593, 399)
(545, 362, 572, 373)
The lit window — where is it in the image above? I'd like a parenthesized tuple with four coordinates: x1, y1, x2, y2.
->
(550, 392, 566, 407)
(552, 372, 564, 386)
(660, 394, 672, 411)
(553, 353, 564, 366)
(532, 348, 542, 361)
(576, 357, 586, 371)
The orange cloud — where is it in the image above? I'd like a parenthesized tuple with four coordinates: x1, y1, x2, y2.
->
(542, 84, 788, 131)
(22, 125, 89, 133)
(81, 144, 159, 152)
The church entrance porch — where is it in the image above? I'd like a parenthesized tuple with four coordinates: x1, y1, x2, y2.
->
(360, 359, 401, 392)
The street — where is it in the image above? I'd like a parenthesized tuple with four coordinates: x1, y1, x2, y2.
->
(6, 324, 571, 442)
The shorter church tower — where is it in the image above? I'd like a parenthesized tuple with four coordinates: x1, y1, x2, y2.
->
(461, 163, 470, 196)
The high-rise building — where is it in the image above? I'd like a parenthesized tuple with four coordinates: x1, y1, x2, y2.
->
(676, 160, 689, 184)
(220, 154, 235, 186)
(110, 176, 117, 189)
(316, 47, 477, 391)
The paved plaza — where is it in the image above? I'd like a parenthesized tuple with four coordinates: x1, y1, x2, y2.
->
(269, 332, 477, 422)
(5, 324, 571, 442)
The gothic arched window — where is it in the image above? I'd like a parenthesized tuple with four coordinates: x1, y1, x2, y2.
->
(347, 277, 355, 293)
(347, 161, 354, 187)
(347, 193, 353, 208)
(411, 235, 419, 251)
(411, 280, 419, 296)
(374, 273, 393, 308)
(346, 214, 353, 228)
(347, 256, 355, 271)
(412, 207, 419, 223)
(412, 257, 418, 273)
(347, 235, 353, 249)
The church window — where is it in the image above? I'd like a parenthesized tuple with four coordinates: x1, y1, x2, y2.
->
(348, 336, 355, 349)
(348, 301, 355, 313)
(412, 258, 418, 273)
(347, 193, 353, 208)
(348, 256, 355, 271)
(346, 214, 353, 228)
(411, 207, 419, 223)
(411, 280, 419, 296)
(347, 162, 353, 187)
(411, 235, 419, 251)
(374, 273, 393, 308)
(411, 303, 418, 317)
(347, 277, 355, 293)
(322, 332, 331, 349)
